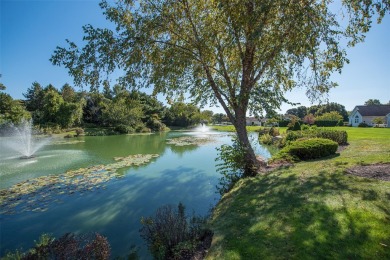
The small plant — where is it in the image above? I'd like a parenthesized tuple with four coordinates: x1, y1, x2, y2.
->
(3, 233, 110, 259)
(215, 137, 247, 194)
(301, 124, 310, 130)
(287, 121, 301, 131)
(75, 127, 84, 136)
(140, 203, 212, 260)
(260, 133, 273, 145)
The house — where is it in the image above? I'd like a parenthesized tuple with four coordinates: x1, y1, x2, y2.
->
(349, 105, 390, 127)
(246, 117, 263, 126)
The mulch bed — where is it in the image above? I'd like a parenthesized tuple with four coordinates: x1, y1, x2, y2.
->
(345, 163, 390, 181)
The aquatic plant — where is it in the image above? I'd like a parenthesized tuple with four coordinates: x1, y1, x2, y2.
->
(0, 154, 159, 215)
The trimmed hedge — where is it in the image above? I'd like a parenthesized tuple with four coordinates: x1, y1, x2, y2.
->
(284, 129, 348, 145)
(315, 129, 348, 145)
(314, 120, 343, 127)
(279, 138, 338, 161)
(278, 120, 290, 127)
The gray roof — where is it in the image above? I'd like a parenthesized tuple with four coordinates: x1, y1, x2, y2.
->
(355, 105, 390, 116)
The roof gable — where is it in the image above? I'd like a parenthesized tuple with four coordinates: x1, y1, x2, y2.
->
(354, 105, 390, 117)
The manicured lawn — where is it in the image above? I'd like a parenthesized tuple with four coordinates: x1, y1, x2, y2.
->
(210, 125, 264, 132)
(207, 127, 390, 259)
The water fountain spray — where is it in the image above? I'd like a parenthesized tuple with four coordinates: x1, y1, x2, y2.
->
(3, 119, 51, 159)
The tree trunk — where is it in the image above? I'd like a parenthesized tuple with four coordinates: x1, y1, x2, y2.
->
(233, 108, 260, 177)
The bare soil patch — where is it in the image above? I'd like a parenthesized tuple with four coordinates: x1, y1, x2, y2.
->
(346, 163, 390, 181)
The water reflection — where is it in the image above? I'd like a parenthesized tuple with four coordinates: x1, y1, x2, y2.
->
(0, 131, 273, 258)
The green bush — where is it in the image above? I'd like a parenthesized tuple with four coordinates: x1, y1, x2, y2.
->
(358, 122, 370, 127)
(258, 127, 280, 137)
(301, 124, 310, 130)
(140, 203, 212, 260)
(74, 127, 84, 136)
(216, 137, 247, 194)
(284, 131, 305, 143)
(278, 138, 338, 161)
(278, 120, 290, 127)
(260, 133, 273, 145)
(282, 129, 347, 146)
(314, 129, 348, 145)
(140, 127, 152, 133)
(114, 124, 135, 134)
(287, 121, 301, 131)
(3, 233, 110, 260)
(314, 120, 339, 127)
(146, 118, 167, 132)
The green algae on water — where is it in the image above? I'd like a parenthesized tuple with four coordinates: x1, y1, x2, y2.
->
(0, 154, 159, 215)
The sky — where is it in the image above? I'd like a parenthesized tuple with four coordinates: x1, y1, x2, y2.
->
(1, 0, 390, 114)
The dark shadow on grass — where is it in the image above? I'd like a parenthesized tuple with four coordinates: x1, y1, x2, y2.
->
(211, 171, 390, 259)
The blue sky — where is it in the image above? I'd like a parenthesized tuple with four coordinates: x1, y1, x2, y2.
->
(1, 0, 389, 113)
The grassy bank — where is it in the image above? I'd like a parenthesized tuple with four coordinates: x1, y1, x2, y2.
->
(207, 127, 390, 259)
(210, 125, 264, 132)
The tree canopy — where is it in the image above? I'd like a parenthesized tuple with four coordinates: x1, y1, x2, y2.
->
(51, 0, 389, 176)
(364, 99, 382, 105)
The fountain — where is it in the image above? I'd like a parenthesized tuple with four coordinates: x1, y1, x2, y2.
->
(2, 119, 51, 159)
(193, 122, 211, 133)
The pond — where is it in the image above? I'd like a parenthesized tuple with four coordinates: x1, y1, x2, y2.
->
(0, 128, 272, 258)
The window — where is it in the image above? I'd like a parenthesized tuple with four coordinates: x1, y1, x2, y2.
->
(354, 115, 359, 124)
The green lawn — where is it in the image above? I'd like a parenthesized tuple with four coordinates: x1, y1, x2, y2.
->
(210, 125, 264, 132)
(207, 127, 390, 259)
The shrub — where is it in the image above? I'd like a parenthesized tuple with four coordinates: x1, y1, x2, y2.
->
(74, 127, 84, 136)
(287, 121, 301, 131)
(258, 127, 280, 137)
(114, 124, 135, 134)
(269, 127, 280, 136)
(278, 120, 290, 127)
(284, 131, 305, 143)
(4, 233, 110, 260)
(358, 122, 370, 127)
(282, 129, 347, 146)
(260, 133, 273, 145)
(146, 118, 167, 132)
(140, 203, 211, 260)
(216, 137, 247, 194)
(277, 138, 338, 161)
(140, 127, 152, 133)
(314, 120, 339, 127)
(301, 124, 310, 130)
(314, 129, 348, 145)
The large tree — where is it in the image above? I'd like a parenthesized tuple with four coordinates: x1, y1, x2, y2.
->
(364, 99, 382, 105)
(314, 102, 349, 121)
(286, 106, 307, 119)
(51, 0, 389, 176)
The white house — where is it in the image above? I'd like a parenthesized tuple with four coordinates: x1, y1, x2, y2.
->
(246, 117, 263, 126)
(349, 105, 390, 127)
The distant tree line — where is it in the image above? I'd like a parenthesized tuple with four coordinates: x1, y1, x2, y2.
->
(0, 82, 216, 133)
(281, 99, 390, 127)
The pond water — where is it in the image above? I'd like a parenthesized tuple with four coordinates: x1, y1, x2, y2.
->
(0, 129, 272, 258)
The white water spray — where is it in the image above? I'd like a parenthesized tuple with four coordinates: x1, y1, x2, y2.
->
(2, 119, 51, 159)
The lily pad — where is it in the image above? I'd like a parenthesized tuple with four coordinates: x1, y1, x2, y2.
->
(0, 154, 159, 215)
(166, 136, 216, 146)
